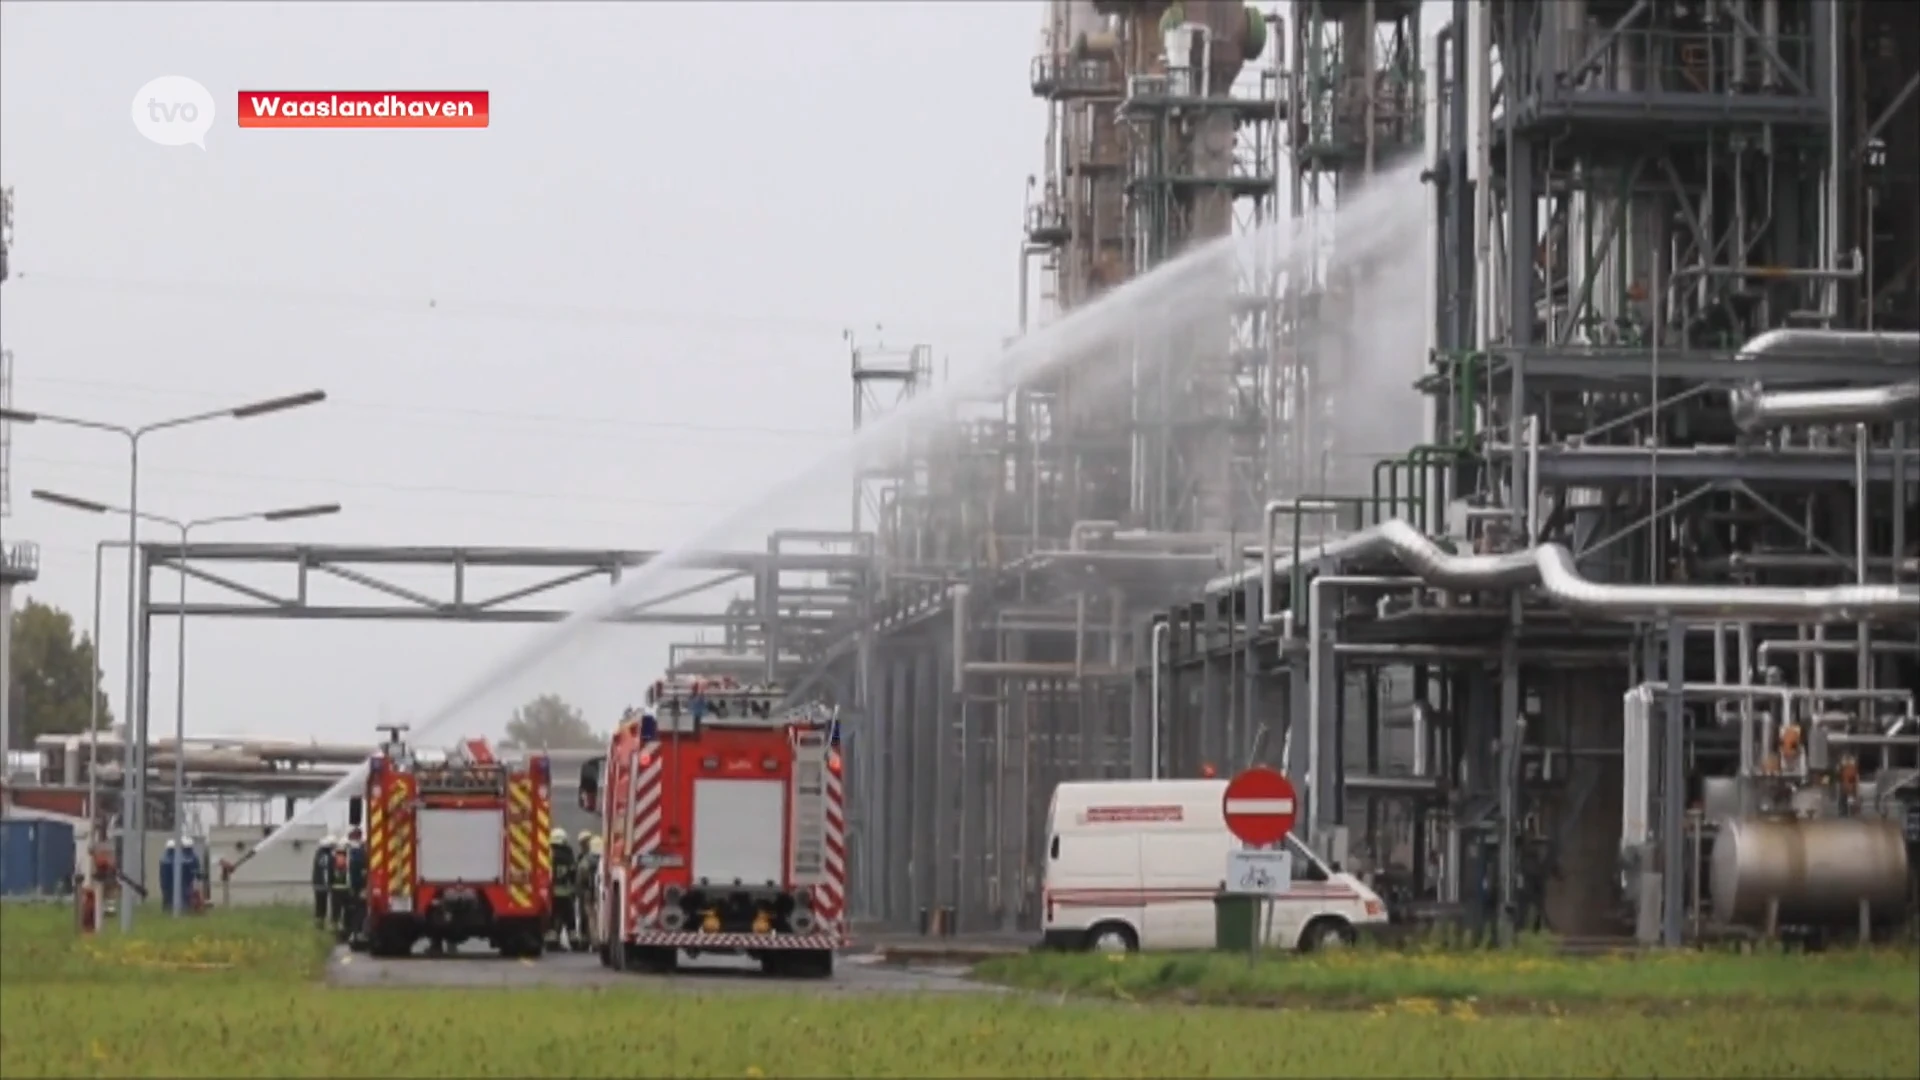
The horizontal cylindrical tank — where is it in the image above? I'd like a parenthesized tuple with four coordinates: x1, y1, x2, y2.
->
(1709, 816, 1910, 927)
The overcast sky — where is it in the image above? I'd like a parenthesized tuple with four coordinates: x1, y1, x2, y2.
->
(0, 0, 1043, 748)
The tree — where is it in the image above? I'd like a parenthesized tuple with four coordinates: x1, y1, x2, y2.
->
(7, 599, 113, 745)
(501, 693, 602, 750)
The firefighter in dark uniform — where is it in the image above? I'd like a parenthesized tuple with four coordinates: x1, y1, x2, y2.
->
(548, 827, 578, 951)
(345, 828, 369, 946)
(313, 836, 336, 926)
(573, 831, 598, 951)
(327, 834, 352, 940)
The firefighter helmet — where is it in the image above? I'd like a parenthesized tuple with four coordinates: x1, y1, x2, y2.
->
(164, 839, 177, 850)
(576, 829, 592, 845)
(550, 828, 569, 845)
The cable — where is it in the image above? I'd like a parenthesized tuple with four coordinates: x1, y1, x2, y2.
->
(13, 375, 847, 442)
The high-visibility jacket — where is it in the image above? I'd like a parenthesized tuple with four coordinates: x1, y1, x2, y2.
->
(328, 849, 350, 893)
(312, 846, 333, 890)
(551, 843, 577, 898)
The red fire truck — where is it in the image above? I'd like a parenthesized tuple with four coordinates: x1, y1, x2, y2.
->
(578, 677, 847, 978)
(355, 725, 555, 958)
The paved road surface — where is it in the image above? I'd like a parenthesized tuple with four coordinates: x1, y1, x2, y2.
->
(327, 943, 997, 995)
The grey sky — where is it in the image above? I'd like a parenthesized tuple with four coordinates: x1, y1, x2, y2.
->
(1, 1, 1044, 744)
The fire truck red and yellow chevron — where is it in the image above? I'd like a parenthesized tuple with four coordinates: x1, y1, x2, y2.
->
(505, 769, 551, 912)
(366, 765, 417, 911)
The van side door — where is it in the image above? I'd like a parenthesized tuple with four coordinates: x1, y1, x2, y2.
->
(1139, 828, 1228, 950)
(1047, 828, 1143, 935)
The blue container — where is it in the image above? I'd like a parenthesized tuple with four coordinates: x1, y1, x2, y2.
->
(0, 818, 77, 896)
(37, 820, 76, 894)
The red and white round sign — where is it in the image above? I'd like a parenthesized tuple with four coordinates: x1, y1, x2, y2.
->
(1221, 766, 1298, 847)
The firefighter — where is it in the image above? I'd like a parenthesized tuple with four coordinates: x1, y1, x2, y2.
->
(312, 837, 335, 925)
(345, 828, 369, 944)
(327, 835, 352, 939)
(579, 834, 604, 952)
(178, 839, 202, 913)
(571, 831, 597, 950)
(159, 839, 177, 912)
(548, 827, 577, 951)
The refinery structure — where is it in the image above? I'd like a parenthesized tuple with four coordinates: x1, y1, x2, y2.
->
(8, 0, 1919, 946)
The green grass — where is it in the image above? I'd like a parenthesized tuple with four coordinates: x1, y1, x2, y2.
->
(976, 939, 1920, 1010)
(4, 906, 1916, 1078)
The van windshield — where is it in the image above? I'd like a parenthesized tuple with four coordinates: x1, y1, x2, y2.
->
(1282, 834, 1335, 876)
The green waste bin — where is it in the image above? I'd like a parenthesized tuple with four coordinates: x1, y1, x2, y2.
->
(1213, 892, 1259, 951)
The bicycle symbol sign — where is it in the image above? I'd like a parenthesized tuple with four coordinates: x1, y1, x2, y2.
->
(1226, 848, 1292, 897)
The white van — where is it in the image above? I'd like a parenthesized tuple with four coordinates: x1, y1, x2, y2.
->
(1040, 778, 1388, 953)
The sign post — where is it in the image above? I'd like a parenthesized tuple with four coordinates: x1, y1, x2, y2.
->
(1222, 767, 1299, 963)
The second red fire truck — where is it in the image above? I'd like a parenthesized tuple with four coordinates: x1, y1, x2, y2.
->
(354, 726, 556, 958)
(578, 677, 847, 978)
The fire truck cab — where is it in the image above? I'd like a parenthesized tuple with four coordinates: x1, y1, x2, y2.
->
(355, 725, 556, 959)
(578, 677, 848, 979)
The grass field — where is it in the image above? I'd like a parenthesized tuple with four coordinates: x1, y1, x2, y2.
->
(3, 906, 1916, 1078)
(975, 937, 1920, 1010)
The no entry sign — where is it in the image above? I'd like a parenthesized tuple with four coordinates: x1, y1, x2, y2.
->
(1221, 766, 1298, 847)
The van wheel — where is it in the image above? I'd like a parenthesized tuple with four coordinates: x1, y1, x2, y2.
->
(1299, 917, 1355, 953)
(1084, 922, 1138, 954)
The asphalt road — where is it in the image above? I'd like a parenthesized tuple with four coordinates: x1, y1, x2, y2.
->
(326, 943, 999, 995)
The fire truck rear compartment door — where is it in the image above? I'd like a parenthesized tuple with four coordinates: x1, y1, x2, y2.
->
(416, 808, 506, 884)
(692, 778, 785, 887)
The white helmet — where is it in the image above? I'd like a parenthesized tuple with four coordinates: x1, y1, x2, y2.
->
(322, 835, 337, 847)
(164, 839, 177, 850)
(550, 827, 569, 845)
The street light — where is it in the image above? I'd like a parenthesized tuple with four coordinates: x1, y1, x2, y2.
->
(5, 389, 325, 930)
(34, 490, 340, 919)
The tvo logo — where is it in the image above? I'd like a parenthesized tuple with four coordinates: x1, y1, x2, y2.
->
(132, 76, 215, 149)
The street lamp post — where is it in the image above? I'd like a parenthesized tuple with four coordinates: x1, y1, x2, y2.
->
(3, 390, 325, 930)
(43, 495, 340, 920)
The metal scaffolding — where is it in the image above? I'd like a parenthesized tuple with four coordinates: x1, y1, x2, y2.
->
(767, 0, 1920, 946)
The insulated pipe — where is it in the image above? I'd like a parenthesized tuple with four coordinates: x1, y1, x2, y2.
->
(1343, 519, 1919, 623)
(1731, 381, 1920, 433)
(1735, 329, 1920, 364)
(1261, 499, 1341, 625)
(950, 584, 969, 685)
(1410, 700, 1431, 778)
(1307, 575, 1421, 837)
(1149, 620, 1169, 780)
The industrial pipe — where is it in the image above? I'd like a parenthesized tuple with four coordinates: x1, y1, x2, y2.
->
(1149, 620, 1169, 780)
(1260, 498, 1341, 626)
(1735, 329, 1920, 364)
(1306, 575, 1421, 838)
(1731, 381, 1920, 433)
(1341, 519, 1918, 624)
(1410, 700, 1431, 778)
(950, 584, 969, 685)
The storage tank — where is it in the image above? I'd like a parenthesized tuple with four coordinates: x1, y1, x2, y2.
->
(1709, 816, 1911, 927)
